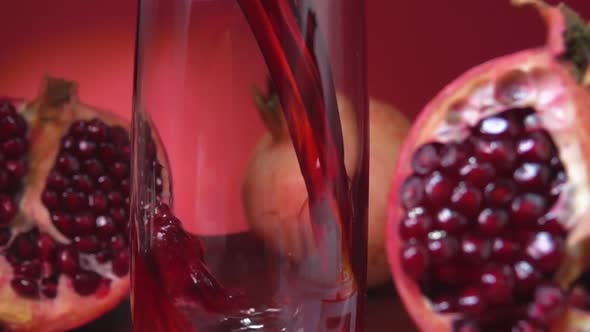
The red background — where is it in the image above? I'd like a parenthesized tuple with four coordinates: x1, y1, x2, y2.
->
(0, 0, 588, 119)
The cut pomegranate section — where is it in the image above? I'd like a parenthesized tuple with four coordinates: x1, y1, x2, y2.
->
(0, 76, 167, 332)
(386, 2, 590, 331)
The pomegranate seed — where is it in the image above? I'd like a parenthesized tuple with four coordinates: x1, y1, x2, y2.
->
(112, 250, 130, 276)
(56, 154, 80, 174)
(95, 249, 113, 263)
(84, 159, 104, 178)
(61, 135, 76, 152)
(534, 283, 565, 309)
(480, 265, 515, 304)
(431, 295, 455, 313)
(0, 229, 11, 246)
(510, 194, 547, 226)
(69, 120, 87, 137)
(99, 143, 116, 163)
(400, 243, 429, 280)
(72, 270, 102, 295)
(0, 100, 16, 115)
(411, 143, 441, 175)
(107, 191, 124, 206)
(73, 174, 94, 192)
(95, 215, 116, 237)
(457, 287, 486, 315)
(86, 119, 107, 141)
(440, 142, 471, 173)
(399, 176, 424, 209)
(13, 234, 35, 259)
(109, 207, 128, 226)
(491, 237, 520, 262)
(460, 235, 491, 263)
(73, 213, 95, 235)
(11, 278, 39, 298)
(435, 208, 468, 234)
(427, 235, 459, 264)
(120, 178, 130, 195)
(110, 126, 130, 145)
(459, 162, 495, 188)
(36, 234, 56, 262)
(399, 208, 432, 240)
(46, 171, 70, 191)
(76, 140, 97, 158)
(61, 190, 87, 211)
(41, 190, 59, 209)
(56, 247, 79, 274)
(5, 159, 26, 178)
(110, 234, 126, 250)
(484, 180, 515, 206)
(0, 195, 16, 223)
(120, 145, 131, 162)
(476, 115, 519, 138)
(0, 115, 18, 138)
(473, 139, 517, 172)
(2, 138, 26, 157)
(41, 278, 58, 298)
(513, 163, 550, 191)
(14, 260, 42, 279)
(549, 172, 566, 199)
(525, 232, 564, 273)
(0, 171, 8, 190)
(74, 235, 100, 253)
(88, 191, 108, 212)
(424, 172, 452, 207)
(513, 260, 541, 296)
(477, 208, 508, 235)
(536, 213, 566, 235)
(526, 285, 565, 328)
(97, 175, 114, 191)
(109, 161, 128, 178)
(517, 132, 553, 163)
(433, 264, 467, 286)
(524, 112, 543, 131)
(52, 212, 75, 236)
(451, 182, 482, 217)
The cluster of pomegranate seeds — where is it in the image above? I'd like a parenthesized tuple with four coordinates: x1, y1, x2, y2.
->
(24, 118, 133, 297)
(398, 108, 568, 331)
(0, 118, 134, 299)
(0, 101, 28, 241)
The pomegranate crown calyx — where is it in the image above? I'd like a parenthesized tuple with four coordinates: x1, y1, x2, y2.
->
(514, 0, 590, 83)
(40, 76, 79, 108)
(558, 4, 590, 83)
(251, 77, 285, 139)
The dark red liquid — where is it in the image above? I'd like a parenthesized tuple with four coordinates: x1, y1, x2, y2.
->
(132, 232, 361, 332)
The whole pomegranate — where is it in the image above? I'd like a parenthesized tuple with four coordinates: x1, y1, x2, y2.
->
(386, 1, 590, 331)
(0, 76, 164, 332)
(242, 86, 410, 288)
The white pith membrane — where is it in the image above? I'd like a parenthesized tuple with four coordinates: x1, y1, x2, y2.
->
(389, 47, 590, 331)
(0, 82, 170, 331)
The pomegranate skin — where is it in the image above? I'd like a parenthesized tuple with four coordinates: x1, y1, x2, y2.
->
(242, 95, 410, 288)
(386, 3, 590, 331)
(0, 78, 171, 332)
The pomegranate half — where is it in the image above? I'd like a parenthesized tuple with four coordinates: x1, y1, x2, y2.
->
(0, 77, 166, 332)
(242, 84, 410, 288)
(386, 1, 590, 331)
